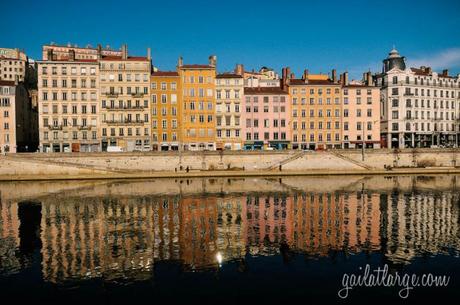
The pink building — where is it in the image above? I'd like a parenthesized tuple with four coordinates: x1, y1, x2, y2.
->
(242, 87, 290, 150)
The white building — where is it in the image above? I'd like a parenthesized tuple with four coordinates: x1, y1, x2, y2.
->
(376, 48, 460, 148)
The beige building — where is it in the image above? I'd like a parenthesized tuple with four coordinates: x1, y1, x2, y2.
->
(99, 45, 152, 152)
(0, 80, 37, 153)
(37, 47, 100, 152)
(215, 70, 243, 150)
(0, 48, 29, 82)
(342, 72, 381, 149)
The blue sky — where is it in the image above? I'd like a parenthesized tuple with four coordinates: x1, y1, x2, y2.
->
(2, 0, 459, 79)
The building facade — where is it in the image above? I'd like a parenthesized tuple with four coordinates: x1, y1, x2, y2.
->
(99, 45, 152, 152)
(150, 71, 181, 151)
(178, 56, 217, 151)
(0, 48, 29, 82)
(342, 73, 381, 149)
(286, 69, 342, 150)
(0, 80, 37, 153)
(215, 72, 243, 150)
(376, 48, 460, 148)
(37, 48, 100, 153)
(242, 87, 290, 150)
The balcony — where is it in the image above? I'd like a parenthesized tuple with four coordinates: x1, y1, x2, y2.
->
(48, 125, 62, 130)
(131, 92, 144, 98)
(78, 125, 92, 130)
(104, 92, 119, 98)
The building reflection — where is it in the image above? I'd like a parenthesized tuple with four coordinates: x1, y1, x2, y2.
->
(0, 180, 459, 282)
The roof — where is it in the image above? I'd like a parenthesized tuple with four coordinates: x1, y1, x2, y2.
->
(216, 73, 243, 79)
(151, 71, 179, 77)
(410, 67, 430, 76)
(180, 64, 214, 69)
(0, 80, 16, 86)
(38, 58, 98, 63)
(288, 78, 339, 86)
(244, 87, 287, 95)
(344, 84, 376, 88)
(101, 55, 149, 61)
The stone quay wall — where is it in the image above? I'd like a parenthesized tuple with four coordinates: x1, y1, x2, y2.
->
(0, 149, 459, 180)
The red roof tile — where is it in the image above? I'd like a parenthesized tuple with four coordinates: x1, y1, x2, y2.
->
(216, 73, 243, 79)
(288, 78, 338, 86)
(151, 71, 179, 77)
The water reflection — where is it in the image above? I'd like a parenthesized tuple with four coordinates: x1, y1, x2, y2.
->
(0, 175, 459, 284)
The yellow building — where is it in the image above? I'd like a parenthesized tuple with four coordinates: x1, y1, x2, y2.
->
(150, 71, 181, 151)
(178, 56, 216, 151)
(286, 69, 342, 150)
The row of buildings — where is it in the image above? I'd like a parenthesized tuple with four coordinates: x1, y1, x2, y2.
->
(1, 43, 459, 152)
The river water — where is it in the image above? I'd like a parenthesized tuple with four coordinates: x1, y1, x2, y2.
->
(0, 175, 459, 304)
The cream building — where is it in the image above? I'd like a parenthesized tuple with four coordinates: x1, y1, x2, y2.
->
(342, 72, 381, 149)
(215, 71, 243, 150)
(37, 47, 100, 152)
(376, 48, 460, 148)
(0, 80, 37, 153)
(99, 45, 152, 152)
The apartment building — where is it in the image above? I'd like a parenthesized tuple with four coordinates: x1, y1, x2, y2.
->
(215, 70, 243, 150)
(99, 45, 152, 152)
(151, 71, 181, 151)
(286, 68, 342, 150)
(178, 56, 217, 151)
(376, 48, 460, 148)
(242, 87, 290, 150)
(37, 47, 100, 152)
(342, 72, 381, 149)
(0, 80, 38, 153)
(0, 48, 29, 82)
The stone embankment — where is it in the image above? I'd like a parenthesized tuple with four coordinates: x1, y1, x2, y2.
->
(0, 149, 459, 181)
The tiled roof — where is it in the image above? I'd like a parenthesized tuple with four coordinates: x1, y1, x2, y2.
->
(0, 80, 16, 86)
(101, 55, 149, 61)
(39, 58, 98, 63)
(244, 87, 287, 95)
(151, 71, 179, 77)
(344, 84, 375, 88)
(288, 78, 338, 86)
(216, 73, 243, 79)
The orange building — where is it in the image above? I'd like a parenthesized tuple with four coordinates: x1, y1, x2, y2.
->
(150, 71, 181, 151)
(285, 68, 342, 150)
(178, 56, 217, 151)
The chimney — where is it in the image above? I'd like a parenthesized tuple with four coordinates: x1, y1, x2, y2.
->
(281, 67, 289, 89)
(47, 49, 53, 61)
(290, 73, 295, 79)
(366, 71, 373, 86)
(177, 56, 183, 67)
(442, 69, 448, 76)
(362, 72, 367, 83)
(97, 44, 102, 60)
(121, 44, 128, 60)
(235, 64, 244, 76)
(343, 72, 349, 86)
(69, 49, 75, 61)
(302, 69, 309, 80)
(332, 69, 337, 83)
(208, 55, 217, 67)
(147, 47, 151, 61)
